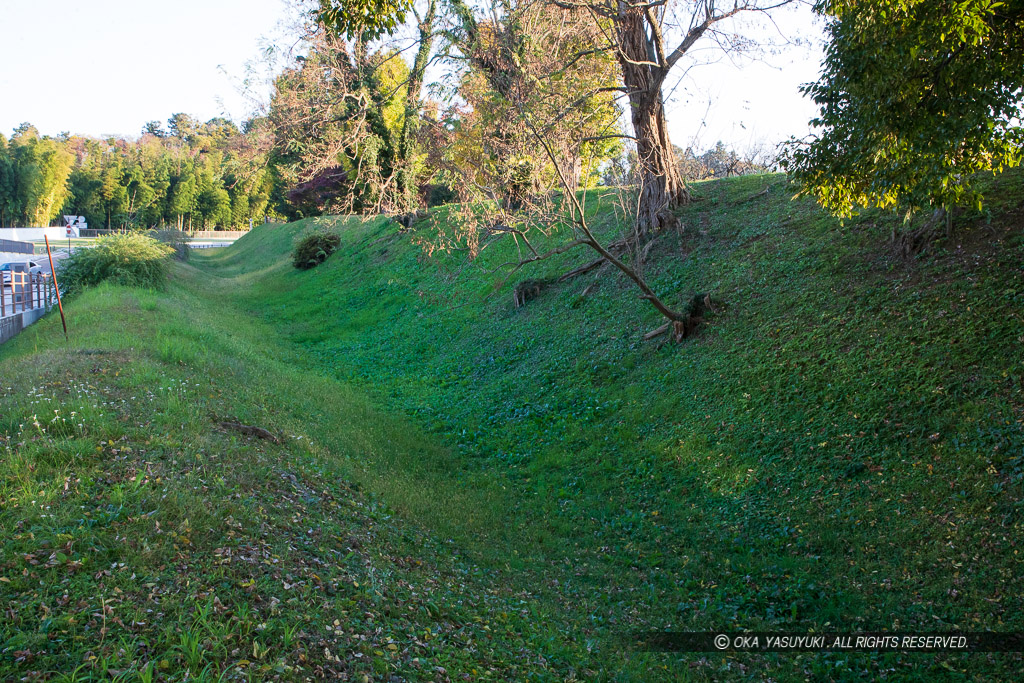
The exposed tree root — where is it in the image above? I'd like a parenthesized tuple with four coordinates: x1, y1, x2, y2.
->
(217, 420, 281, 444)
(512, 278, 557, 308)
(643, 293, 718, 342)
(391, 209, 429, 230)
(892, 208, 951, 258)
(642, 322, 672, 340)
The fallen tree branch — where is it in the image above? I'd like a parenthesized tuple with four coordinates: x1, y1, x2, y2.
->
(643, 321, 671, 339)
(218, 420, 280, 444)
(556, 236, 637, 282)
(558, 256, 606, 282)
(738, 186, 770, 203)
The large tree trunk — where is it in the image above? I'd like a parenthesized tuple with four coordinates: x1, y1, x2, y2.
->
(615, 7, 690, 235)
(628, 91, 689, 232)
(396, 0, 437, 212)
(557, 149, 583, 192)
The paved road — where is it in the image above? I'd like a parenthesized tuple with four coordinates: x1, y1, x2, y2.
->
(1, 251, 68, 274)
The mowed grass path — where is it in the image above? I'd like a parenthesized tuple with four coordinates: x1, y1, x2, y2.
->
(0, 267, 589, 681)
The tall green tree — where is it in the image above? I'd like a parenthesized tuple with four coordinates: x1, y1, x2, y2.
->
(316, 0, 438, 212)
(443, 0, 623, 208)
(784, 0, 1024, 218)
(99, 149, 130, 229)
(65, 137, 106, 229)
(0, 133, 16, 226)
(2, 118, 275, 231)
(8, 126, 74, 226)
(169, 173, 198, 231)
(267, 32, 413, 215)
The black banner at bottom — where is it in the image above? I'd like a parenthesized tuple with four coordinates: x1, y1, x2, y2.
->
(632, 632, 1024, 653)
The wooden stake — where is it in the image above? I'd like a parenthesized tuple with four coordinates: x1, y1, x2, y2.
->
(44, 236, 68, 340)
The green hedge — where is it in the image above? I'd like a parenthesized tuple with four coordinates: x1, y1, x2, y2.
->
(59, 234, 175, 295)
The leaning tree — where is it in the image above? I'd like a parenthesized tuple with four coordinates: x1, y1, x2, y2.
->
(317, 0, 798, 232)
(549, 0, 797, 234)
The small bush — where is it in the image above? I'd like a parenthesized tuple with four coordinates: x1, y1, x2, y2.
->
(293, 230, 341, 270)
(59, 234, 175, 295)
(148, 228, 192, 261)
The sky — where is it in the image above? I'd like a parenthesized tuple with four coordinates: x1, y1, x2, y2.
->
(658, 4, 827, 156)
(0, 0, 826, 155)
(0, 0, 291, 139)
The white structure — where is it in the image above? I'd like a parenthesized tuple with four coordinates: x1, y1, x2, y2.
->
(0, 227, 68, 241)
(63, 215, 87, 237)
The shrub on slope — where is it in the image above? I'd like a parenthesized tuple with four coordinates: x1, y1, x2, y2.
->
(60, 234, 174, 294)
(293, 229, 341, 270)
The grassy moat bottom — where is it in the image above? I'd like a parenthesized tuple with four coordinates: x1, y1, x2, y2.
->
(2, 173, 1023, 681)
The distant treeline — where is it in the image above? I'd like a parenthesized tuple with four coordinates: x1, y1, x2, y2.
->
(0, 112, 765, 231)
(0, 117, 282, 231)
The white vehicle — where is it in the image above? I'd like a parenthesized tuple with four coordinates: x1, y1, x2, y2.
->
(0, 261, 44, 285)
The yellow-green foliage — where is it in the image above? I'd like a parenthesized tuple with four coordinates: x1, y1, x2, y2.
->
(374, 48, 409, 134)
(59, 234, 174, 294)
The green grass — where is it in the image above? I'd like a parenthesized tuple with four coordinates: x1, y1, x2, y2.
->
(194, 172, 1023, 680)
(3, 171, 1023, 680)
(0, 273, 587, 681)
(30, 238, 98, 254)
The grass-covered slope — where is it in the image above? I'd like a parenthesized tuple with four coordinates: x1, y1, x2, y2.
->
(0, 271, 588, 681)
(197, 171, 1024, 680)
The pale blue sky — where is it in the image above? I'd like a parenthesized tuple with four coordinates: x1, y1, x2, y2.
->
(0, 0, 290, 139)
(0, 0, 824, 154)
(656, 3, 826, 155)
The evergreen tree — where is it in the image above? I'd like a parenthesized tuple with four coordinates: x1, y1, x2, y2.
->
(784, 0, 1024, 217)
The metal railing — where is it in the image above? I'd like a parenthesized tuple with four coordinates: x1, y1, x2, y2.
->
(0, 238, 34, 254)
(75, 228, 249, 239)
(186, 230, 249, 238)
(1, 271, 54, 319)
